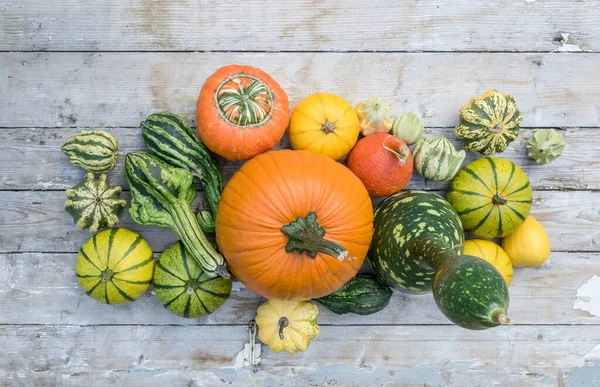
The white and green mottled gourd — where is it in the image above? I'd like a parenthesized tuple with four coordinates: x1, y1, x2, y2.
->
(413, 137, 466, 181)
(527, 129, 565, 164)
(61, 130, 119, 173)
(64, 173, 126, 233)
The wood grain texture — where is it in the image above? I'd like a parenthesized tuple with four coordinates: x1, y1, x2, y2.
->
(1, 0, 598, 52)
(0, 190, 598, 254)
(1, 127, 598, 191)
(0, 252, 597, 326)
(2, 52, 600, 128)
(1, 325, 599, 386)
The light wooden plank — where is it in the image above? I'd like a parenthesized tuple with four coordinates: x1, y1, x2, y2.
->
(2, 52, 600, 128)
(0, 252, 597, 326)
(1, 127, 598, 191)
(0, 190, 597, 254)
(1, 0, 599, 52)
(1, 325, 599, 386)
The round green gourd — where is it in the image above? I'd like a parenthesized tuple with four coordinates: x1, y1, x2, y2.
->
(76, 228, 154, 304)
(368, 191, 509, 330)
(64, 173, 126, 233)
(447, 157, 532, 238)
(454, 89, 522, 155)
(315, 273, 392, 315)
(154, 241, 231, 318)
(391, 112, 423, 145)
(413, 137, 466, 181)
(61, 130, 119, 173)
(527, 128, 565, 164)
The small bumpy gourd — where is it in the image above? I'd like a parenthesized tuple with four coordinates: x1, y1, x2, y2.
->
(64, 173, 126, 233)
(527, 129, 565, 164)
(391, 112, 424, 145)
(413, 137, 466, 181)
(61, 130, 119, 173)
(355, 97, 393, 136)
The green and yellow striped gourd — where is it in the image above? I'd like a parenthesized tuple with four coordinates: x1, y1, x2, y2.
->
(447, 157, 532, 238)
(76, 228, 154, 304)
(61, 130, 119, 173)
(154, 241, 231, 318)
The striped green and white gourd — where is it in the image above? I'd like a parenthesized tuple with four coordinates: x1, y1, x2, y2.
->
(141, 112, 223, 233)
(61, 130, 119, 173)
(413, 137, 466, 181)
(64, 173, 126, 233)
(368, 191, 509, 330)
(154, 241, 231, 318)
(76, 228, 154, 304)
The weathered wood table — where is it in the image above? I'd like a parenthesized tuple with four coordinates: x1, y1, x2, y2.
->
(1, 1, 600, 385)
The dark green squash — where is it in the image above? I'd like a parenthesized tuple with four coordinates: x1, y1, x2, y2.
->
(368, 190, 509, 330)
(315, 274, 392, 315)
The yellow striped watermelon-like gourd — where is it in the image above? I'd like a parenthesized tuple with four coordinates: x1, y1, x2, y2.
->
(76, 228, 154, 304)
(447, 157, 532, 238)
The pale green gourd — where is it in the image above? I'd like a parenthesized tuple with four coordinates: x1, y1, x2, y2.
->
(527, 129, 565, 164)
(413, 137, 466, 181)
(391, 112, 424, 145)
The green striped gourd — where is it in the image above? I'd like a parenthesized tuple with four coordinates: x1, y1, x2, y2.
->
(64, 173, 126, 233)
(413, 137, 466, 181)
(315, 273, 392, 315)
(447, 157, 532, 238)
(61, 130, 119, 173)
(141, 112, 223, 232)
(125, 151, 229, 279)
(154, 241, 231, 318)
(455, 89, 522, 155)
(76, 228, 154, 304)
(368, 191, 509, 330)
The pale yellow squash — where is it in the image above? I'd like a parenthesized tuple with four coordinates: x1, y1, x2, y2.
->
(463, 239, 513, 286)
(502, 216, 550, 267)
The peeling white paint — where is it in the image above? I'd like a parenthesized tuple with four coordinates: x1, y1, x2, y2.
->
(555, 33, 583, 52)
(574, 275, 600, 317)
(584, 344, 600, 360)
(524, 0, 536, 3)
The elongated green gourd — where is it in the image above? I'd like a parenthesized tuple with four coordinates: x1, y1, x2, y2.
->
(140, 112, 223, 232)
(315, 273, 393, 315)
(61, 130, 119, 173)
(124, 151, 229, 279)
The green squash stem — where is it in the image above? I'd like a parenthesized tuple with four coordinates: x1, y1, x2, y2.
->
(281, 212, 348, 261)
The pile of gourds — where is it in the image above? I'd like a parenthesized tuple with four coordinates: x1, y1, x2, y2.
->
(61, 65, 563, 354)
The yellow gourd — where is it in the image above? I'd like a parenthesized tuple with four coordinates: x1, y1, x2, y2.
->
(255, 299, 320, 354)
(289, 93, 360, 160)
(502, 216, 550, 267)
(463, 239, 513, 286)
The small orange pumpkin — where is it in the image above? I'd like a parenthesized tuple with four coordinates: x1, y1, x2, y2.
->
(196, 65, 290, 161)
(215, 150, 374, 300)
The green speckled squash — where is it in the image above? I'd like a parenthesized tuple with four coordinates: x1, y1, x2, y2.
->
(455, 89, 522, 155)
(61, 130, 119, 173)
(154, 241, 231, 318)
(315, 273, 392, 315)
(447, 157, 532, 238)
(368, 191, 509, 330)
(413, 137, 466, 181)
(64, 173, 126, 233)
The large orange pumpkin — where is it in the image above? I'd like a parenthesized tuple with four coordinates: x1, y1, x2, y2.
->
(196, 65, 290, 161)
(215, 150, 374, 300)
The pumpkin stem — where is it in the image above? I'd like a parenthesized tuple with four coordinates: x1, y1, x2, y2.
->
(278, 317, 289, 340)
(382, 135, 410, 164)
(100, 268, 114, 283)
(492, 193, 508, 205)
(281, 212, 348, 261)
(488, 124, 504, 134)
(321, 120, 336, 134)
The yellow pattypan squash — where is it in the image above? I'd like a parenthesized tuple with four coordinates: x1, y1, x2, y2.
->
(463, 239, 513, 286)
(502, 216, 550, 267)
(255, 299, 320, 354)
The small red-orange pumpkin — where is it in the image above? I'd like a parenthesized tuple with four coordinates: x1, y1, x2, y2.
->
(215, 150, 374, 300)
(196, 65, 290, 161)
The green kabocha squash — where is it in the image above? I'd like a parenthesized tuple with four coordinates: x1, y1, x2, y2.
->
(64, 173, 126, 233)
(447, 157, 532, 238)
(455, 89, 523, 155)
(154, 241, 231, 318)
(413, 137, 466, 181)
(391, 112, 424, 145)
(527, 129, 565, 164)
(369, 191, 509, 330)
(76, 228, 154, 304)
(315, 273, 392, 315)
(124, 152, 229, 279)
(141, 112, 223, 233)
(61, 130, 119, 173)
